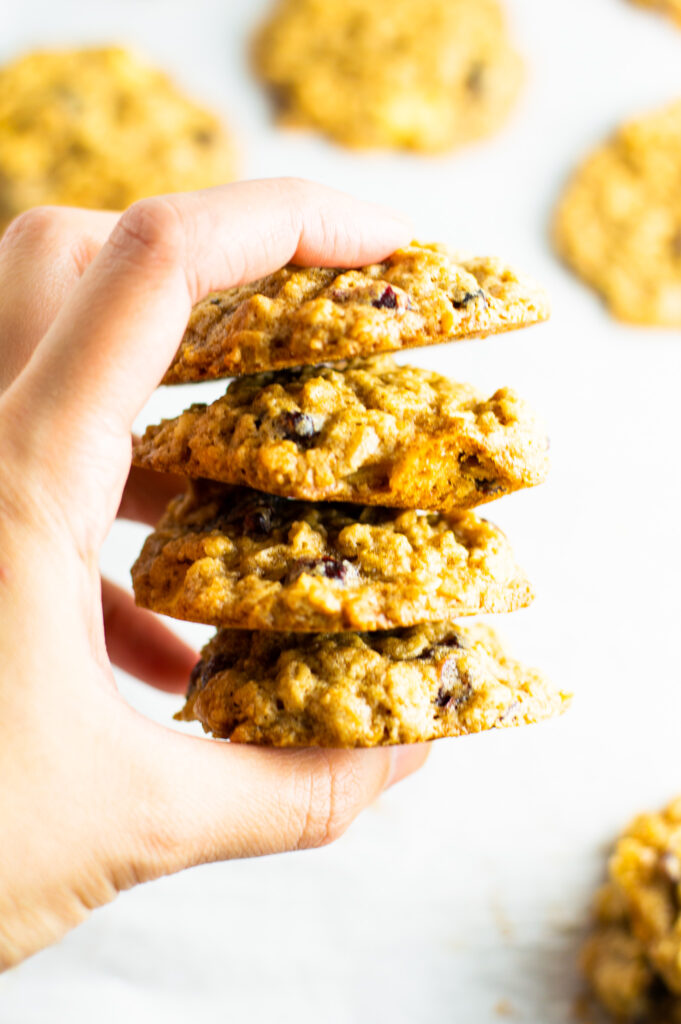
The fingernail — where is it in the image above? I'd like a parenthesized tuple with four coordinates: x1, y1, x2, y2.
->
(384, 743, 430, 790)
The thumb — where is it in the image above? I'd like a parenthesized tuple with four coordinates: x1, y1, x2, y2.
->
(1, 180, 410, 553)
(120, 719, 429, 881)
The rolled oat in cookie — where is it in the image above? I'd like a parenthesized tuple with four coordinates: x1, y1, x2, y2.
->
(131, 480, 534, 632)
(136, 355, 549, 513)
(162, 243, 549, 382)
(176, 621, 570, 747)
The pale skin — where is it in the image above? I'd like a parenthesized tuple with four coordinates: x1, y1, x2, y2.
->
(0, 179, 429, 970)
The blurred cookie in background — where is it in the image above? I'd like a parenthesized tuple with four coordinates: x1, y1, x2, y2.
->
(630, 0, 681, 28)
(581, 797, 681, 1022)
(252, 0, 523, 152)
(0, 46, 236, 229)
(554, 100, 681, 325)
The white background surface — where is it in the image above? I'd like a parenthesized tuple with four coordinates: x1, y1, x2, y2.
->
(2, 0, 681, 1020)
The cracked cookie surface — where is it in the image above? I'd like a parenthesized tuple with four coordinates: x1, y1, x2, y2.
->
(131, 480, 533, 632)
(582, 797, 681, 1021)
(137, 356, 548, 513)
(252, 0, 522, 152)
(554, 101, 681, 325)
(162, 243, 549, 382)
(176, 621, 569, 747)
(0, 46, 235, 228)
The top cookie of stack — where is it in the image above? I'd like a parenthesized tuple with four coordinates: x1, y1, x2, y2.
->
(163, 242, 549, 381)
(132, 241, 567, 747)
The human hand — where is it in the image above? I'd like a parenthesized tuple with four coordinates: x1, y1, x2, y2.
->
(0, 180, 427, 969)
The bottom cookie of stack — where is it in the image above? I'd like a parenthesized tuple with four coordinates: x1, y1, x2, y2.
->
(176, 621, 570, 747)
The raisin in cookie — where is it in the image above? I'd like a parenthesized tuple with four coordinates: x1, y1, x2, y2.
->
(554, 101, 681, 325)
(630, 0, 681, 27)
(131, 481, 533, 632)
(0, 46, 235, 228)
(163, 243, 548, 382)
(252, 0, 522, 152)
(137, 356, 548, 513)
(582, 797, 681, 1021)
(176, 622, 570, 747)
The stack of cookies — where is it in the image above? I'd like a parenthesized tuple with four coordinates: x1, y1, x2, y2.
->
(132, 242, 570, 747)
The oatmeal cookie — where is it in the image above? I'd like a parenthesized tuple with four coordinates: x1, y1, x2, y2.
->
(137, 356, 548, 513)
(252, 0, 522, 152)
(582, 797, 681, 1021)
(630, 0, 681, 27)
(554, 101, 681, 324)
(0, 46, 235, 227)
(131, 480, 533, 632)
(163, 243, 549, 382)
(176, 621, 570, 747)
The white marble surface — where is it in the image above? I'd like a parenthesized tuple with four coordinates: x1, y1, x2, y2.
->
(2, 0, 681, 1019)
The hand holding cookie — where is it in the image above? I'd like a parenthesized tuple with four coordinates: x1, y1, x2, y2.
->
(0, 180, 425, 969)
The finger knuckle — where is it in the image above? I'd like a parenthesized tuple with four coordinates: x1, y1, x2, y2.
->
(110, 197, 185, 264)
(297, 754, 364, 850)
(0, 205, 68, 251)
(319, 215, 353, 257)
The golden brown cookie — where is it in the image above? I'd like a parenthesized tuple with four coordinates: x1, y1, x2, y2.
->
(163, 243, 549, 382)
(582, 797, 681, 1021)
(176, 621, 570, 747)
(554, 100, 681, 325)
(131, 480, 533, 632)
(252, 0, 522, 151)
(137, 356, 549, 513)
(0, 46, 235, 227)
(631, 0, 681, 27)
